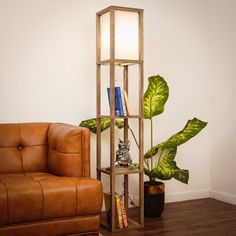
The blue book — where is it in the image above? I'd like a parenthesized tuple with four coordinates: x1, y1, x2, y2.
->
(116, 87, 124, 116)
(107, 87, 120, 116)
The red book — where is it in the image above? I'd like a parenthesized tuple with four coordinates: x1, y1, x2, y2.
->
(123, 91, 132, 116)
(119, 197, 128, 228)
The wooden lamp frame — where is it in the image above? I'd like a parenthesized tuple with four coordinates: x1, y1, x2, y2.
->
(96, 6, 144, 232)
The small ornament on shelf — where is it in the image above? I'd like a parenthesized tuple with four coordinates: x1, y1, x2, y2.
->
(120, 183, 138, 208)
(115, 139, 132, 168)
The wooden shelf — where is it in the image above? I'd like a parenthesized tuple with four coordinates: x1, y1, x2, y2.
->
(97, 167, 141, 175)
(101, 207, 142, 232)
(97, 6, 143, 16)
(98, 115, 140, 119)
(97, 59, 143, 66)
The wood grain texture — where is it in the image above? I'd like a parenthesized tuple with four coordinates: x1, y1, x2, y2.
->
(96, 6, 144, 232)
(101, 198, 236, 236)
(123, 65, 129, 212)
(96, 6, 143, 16)
(138, 9, 144, 227)
(109, 9, 116, 231)
(96, 14, 101, 180)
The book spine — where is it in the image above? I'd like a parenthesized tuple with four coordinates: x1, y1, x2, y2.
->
(107, 87, 120, 116)
(103, 192, 111, 213)
(115, 87, 124, 116)
(115, 195, 124, 229)
(123, 91, 132, 116)
(120, 89, 127, 116)
(107, 88, 110, 106)
(103, 192, 111, 225)
(119, 198, 128, 228)
(115, 87, 120, 116)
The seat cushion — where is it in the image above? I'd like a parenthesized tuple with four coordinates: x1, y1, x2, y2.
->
(0, 172, 102, 226)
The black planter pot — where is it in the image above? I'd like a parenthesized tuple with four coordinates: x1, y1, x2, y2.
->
(144, 181, 165, 217)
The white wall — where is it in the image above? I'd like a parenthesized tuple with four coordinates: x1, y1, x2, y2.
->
(209, 0, 236, 205)
(0, 0, 227, 203)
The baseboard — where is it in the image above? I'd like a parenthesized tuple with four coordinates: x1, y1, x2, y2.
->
(210, 190, 236, 205)
(165, 189, 210, 203)
(135, 189, 236, 205)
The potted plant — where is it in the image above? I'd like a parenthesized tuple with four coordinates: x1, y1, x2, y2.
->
(79, 75, 207, 217)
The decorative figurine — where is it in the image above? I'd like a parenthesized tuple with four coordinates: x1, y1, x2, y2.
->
(115, 139, 132, 167)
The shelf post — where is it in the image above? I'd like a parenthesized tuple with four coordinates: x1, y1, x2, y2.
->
(123, 65, 129, 211)
(96, 13, 101, 180)
(138, 9, 144, 226)
(109, 9, 116, 232)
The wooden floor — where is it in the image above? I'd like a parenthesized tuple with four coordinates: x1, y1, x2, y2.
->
(100, 198, 236, 236)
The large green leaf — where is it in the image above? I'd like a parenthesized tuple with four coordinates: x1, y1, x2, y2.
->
(144, 75, 169, 119)
(160, 118, 207, 149)
(144, 118, 207, 159)
(152, 148, 189, 184)
(173, 169, 189, 183)
(144, 145, 159, 159)
(79, 118, 124, 133)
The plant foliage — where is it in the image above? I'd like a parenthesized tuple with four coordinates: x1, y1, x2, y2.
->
(79, 118, 124, 133)
(144, 75, 169, 119)
(79, 75, 207, 185)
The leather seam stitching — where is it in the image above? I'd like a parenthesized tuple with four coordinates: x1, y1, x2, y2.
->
(19, 125, 23, 172)
(70, 178, 78, 216)
(0, 214, 99, 228)
(0, 144, 47, 148)
(82, 131, 85, 177)
(35, 180, 44, 221)
(48, 149, 82, 155)
(2, 182, 9, 225)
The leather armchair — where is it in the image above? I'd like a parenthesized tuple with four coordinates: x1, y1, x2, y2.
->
(0, 123, 103, 236)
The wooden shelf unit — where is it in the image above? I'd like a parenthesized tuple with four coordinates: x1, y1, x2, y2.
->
(101, 207, 141, 232)
(98, 115, 141, 119)
(97, 167, 141, 176)
(96, 6, 144, 232)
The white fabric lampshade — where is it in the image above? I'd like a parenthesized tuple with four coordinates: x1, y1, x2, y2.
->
(100, 10, 139, 61)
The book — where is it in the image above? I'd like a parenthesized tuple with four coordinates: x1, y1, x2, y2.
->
(104, 192, 112, 225)
(123, 91, 132, 116)
(104, 192, 111, 214)
(119, 197, 128, 228)
(115, 195, 124, 229)
(107, 87, 126, 116)
(103, 192, 126, 229)
(115, 87, 124, 116)
(120, 89, 127, 116)
(107, 88, 120, 116)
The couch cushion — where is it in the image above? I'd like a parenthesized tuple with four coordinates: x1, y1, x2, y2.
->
(0, 123, 49, 174)
(0, 172, 102, 226)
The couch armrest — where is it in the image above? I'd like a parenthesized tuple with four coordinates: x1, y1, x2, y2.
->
(47, 123, 90, 177)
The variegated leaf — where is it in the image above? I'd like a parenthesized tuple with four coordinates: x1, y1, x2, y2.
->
(144, 75, 169, 119)
(159, 118, 207, 149)
(152, 147, 189, 184)
(79, 118, 124, 133)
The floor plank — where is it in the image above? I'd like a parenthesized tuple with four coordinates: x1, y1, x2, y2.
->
(100, 198, 236, 236)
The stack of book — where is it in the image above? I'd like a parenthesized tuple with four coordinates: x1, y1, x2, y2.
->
(104, 192, 128, 229)
(107, 87, 132, 116)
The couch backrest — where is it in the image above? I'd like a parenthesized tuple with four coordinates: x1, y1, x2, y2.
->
(0, 123, 50, 174)
(47, 123, 90, 177)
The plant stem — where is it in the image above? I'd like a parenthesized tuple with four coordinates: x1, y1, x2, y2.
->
(151, 118, 153, 169)
(128, 127, 150, 170)
(128, 127, 139, 148)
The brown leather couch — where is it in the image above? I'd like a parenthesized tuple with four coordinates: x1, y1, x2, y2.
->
(0, 123, 103, 236)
